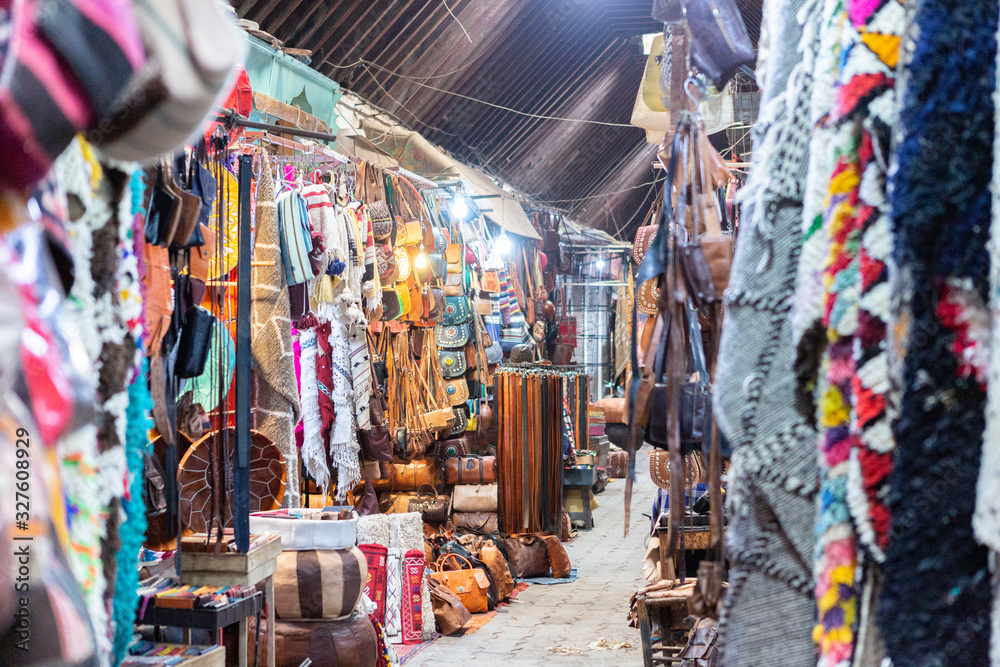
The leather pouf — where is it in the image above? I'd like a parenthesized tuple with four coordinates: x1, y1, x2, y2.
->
(274, 548, 368, 620)
(274, 614, 378, 667)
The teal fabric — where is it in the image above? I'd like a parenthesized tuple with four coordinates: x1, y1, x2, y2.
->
(243, 35, 342, 137)
(112, 171, 153, 666)
(112, 357, 153, 666)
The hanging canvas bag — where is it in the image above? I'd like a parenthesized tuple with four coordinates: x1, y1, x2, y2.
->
(90, 0, 244, 161)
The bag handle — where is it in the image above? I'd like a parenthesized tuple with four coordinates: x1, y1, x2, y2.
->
(417, 484, 438, 500)
(435, 552, 474, 571)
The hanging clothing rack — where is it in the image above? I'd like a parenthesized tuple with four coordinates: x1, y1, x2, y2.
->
(217, 108, 341, 145)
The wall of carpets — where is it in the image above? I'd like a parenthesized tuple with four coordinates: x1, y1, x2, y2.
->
(669, 0, 1000, 665)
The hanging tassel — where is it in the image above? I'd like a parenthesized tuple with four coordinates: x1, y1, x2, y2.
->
(327, 258, 347, 277)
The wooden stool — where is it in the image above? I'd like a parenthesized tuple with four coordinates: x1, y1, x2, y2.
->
(636, 585, 695, 667)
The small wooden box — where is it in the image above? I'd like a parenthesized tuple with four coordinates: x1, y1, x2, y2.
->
(179, 535, 281, 587)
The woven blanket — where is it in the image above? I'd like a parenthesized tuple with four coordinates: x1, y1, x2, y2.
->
(252, 153, 302, 507)
(878, 0, 995, 663)
(385, 548, 402, 639)
(712, 0, 821, 664)
(978, 5, 1000, 666)
(401, 550, 425, 645)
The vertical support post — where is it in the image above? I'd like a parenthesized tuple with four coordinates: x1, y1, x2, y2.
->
(234, 154, 253, 553)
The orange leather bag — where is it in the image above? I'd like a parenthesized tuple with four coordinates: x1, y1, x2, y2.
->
(429, 553, 490, 614)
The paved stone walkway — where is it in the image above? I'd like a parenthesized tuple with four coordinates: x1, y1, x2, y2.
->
(409, 447, 656, 666)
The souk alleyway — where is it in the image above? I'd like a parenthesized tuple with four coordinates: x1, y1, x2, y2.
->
(408, 447, 655, 666)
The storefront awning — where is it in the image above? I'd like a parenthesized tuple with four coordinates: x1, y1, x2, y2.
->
(243, 35, 342, 139)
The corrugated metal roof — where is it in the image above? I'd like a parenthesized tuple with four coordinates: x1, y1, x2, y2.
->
(235, 0, 762, 239)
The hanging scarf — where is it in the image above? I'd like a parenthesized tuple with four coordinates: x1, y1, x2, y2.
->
(316, 322, 336, 443)
(277, 189, 316, 287)
(878, 0, 995, 662)
(297, 327, 330, 499)
(329, 323, 362, 501)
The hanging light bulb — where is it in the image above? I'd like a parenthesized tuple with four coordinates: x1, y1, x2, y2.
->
(415, 251, 428, 269)
(452, 183, 470, 219)
(496, 231, 512, 256)
(596, 259, 606, 271)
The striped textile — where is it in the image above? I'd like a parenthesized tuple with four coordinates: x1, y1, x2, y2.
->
(277, 189, 316, 286)
(385, 549, 403, 640)
(350, 325, 372, 430)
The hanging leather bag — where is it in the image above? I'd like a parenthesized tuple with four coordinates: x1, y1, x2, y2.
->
(555, 287, 577, 347)
(359, 338, 393, 462)
(686, 0, 755, 89)
(428, 576, 472, 635)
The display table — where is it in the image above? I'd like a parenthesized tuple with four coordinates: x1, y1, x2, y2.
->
(138, 596, 261, 667)
(123, 644, 225, 667)
(177, 535, 281, 667)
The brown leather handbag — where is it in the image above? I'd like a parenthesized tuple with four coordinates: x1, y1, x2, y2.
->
(408, 484, 450, 524)
(541, 534, 571, 578)
(372, 458, 442, 492)
(429, 554, 491, 614)
(435, 438, 471, 467)
(597, 397, 627, 424)
(509, 343, 534, 364)
(632, 190, 664, 316)
(480, 542, 515, 601)
(445, 455, 497, 485)
(678, 617, 720, 666)
(359, 334, 393, 462)
(501, 535, 550, 578)
(428, 576, 472, 635)
(451, 512, 499, 534)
